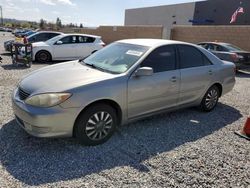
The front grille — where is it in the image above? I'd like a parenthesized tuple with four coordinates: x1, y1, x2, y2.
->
(18, 87, 30, 100)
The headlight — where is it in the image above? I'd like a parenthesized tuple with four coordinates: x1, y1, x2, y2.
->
(25, 93, 72, 107)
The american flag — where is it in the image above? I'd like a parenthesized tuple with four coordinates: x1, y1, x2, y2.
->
(230, 7, 244, 23)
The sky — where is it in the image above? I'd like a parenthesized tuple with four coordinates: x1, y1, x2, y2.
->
(0, 0, 200, 26)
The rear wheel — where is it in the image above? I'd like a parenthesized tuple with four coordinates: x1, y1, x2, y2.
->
(200, 85, 220, 112)
(36, 51, 51, 63)
(74, 104, 117, 146)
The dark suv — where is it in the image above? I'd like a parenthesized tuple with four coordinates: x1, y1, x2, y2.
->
(4, 31, 63, 52)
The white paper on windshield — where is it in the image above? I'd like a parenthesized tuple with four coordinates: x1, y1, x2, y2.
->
(126, 50, 143, 56)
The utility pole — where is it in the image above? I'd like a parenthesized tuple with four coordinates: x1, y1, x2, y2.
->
(0, 6, 3, 26)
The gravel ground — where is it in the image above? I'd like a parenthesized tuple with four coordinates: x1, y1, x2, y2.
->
(0, 32, 249, 188)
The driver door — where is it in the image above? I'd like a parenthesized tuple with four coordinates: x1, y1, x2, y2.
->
(53, 35, 78, 60)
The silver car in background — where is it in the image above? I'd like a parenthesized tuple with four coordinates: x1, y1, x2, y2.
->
(12, 39, 236, 145)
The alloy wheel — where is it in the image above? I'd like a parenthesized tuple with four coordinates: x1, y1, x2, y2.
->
(85, 111, 113, 141)
(205, 89, 218, 110)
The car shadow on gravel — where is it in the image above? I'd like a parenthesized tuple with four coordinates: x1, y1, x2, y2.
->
(1, 64, 30, 70)
(0, 103, 242, 186)
(0, 52, 11, 56)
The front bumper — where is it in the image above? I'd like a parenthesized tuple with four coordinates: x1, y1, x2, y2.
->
(12, 88, 79, 138)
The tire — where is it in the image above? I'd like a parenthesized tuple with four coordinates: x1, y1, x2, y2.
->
(199, 85, 220, 112)
(26, 61, 32, 68)
(36, 50, 51, 63)
(74, 104, 117, 146)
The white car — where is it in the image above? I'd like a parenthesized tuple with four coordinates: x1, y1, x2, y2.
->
(32, 34, 105, 63)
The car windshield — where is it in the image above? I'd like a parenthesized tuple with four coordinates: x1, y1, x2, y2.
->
(223, 44, 243, 51)
(27, 32, 38, 40)
(82, 42, 149, 74)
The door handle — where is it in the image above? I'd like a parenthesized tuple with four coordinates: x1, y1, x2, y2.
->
(171, 76, 177, 82)
(208, 70, 213, 75)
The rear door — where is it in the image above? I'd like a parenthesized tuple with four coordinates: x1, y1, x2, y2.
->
(127, 45, 180, 118)
(76, 36, 97, 58)
(177, 44, 215, 105)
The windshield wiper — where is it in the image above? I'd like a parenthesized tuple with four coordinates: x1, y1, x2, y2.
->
(84, 61, 98, 69)
(82, 61, 118, 74)
(83, 61, 108, 72)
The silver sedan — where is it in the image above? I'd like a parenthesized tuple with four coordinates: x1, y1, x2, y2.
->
(12, 39, 236, 145)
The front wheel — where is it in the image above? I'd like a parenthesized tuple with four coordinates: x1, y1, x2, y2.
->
(36, 51, 51, 63)
(199, 85, 220, 112)
(74, 104, 117, 146)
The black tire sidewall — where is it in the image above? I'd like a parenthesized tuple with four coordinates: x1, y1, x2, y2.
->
(200, 85, 220, 112)
(36, 51, 50, 63)
(75, 104, 117, 146)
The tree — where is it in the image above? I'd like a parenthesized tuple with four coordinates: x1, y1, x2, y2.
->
(21, 22, 31, 28)
(80, 23, 83, 28)
(39, 19, 46, 29)
(47, 22, 56, 30)
(4, 22, 12, 27)
(56, 17, 62, 29)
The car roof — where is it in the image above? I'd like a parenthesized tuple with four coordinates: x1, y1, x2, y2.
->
(36, 31, 63, 34)
(117, 39, 192, 47)
(60, 33, 101, 38)
(198, 42, 231, 46)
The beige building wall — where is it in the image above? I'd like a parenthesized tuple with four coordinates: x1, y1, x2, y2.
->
(171, 25, 250, 51)
(62, 25, 163, 44)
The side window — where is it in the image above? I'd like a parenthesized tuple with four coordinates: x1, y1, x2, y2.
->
(39, 33, 50, 41)
(140, 45, 176, 73)
(203, 56, 213, 66)
(28, 36, 35, 42)
(60, 36, 77, 44)
(214, 45, 224, 51)
(34, 33, 45, 41)
(207, 44, 215, 51)
(60, 36, 71, 44)
(178, 45, 208, 69)
(47, 33, 59, 40)
(78, 36, 95, 43)
(72, 36, 77, 43)
(199, 43, 207, 49)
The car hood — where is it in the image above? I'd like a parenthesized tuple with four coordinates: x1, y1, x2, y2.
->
(32, 41, 48, 47)
(19, 61, 115, 94)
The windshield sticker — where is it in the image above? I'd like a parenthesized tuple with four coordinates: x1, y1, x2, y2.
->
(126, 50, 143, 56)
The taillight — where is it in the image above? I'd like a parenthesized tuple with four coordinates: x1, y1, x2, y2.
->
(230, 53, 239, 62)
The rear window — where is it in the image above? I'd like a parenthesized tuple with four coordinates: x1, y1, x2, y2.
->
(223, 44, 243, 51)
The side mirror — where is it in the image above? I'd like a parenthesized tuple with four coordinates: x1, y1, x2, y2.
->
(135, 67, 153, 77)
(55, 41, 63, 45)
